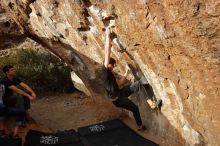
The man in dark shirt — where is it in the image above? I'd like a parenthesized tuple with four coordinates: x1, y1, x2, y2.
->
(0, 65, 36, 122)
(0, 65, 34, 136)
(101, 27, 162, 131)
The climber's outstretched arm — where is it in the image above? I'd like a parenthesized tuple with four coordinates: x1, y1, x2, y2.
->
(104, 27, 111, 68)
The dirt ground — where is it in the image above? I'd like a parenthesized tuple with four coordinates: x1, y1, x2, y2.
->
(30, 92, 118, 130)
(5, 92, 164, 145)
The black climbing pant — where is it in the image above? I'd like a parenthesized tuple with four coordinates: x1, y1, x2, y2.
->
(112, 81, 150, 126)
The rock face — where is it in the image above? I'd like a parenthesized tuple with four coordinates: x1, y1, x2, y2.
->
(1, 0, 220, 145)
(0, 3, 25, 49)
(71, 71, 91, 96)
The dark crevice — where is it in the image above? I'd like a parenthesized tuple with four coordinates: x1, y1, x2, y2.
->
(53, 1, 59, 8)
(0, 33, 26, 49)
(177, 78, 180, 84)
(8, 2, 14, 9)
(27, 0, 36, 4)
(186, 94, 189, 99)
(185, 85, 189, 90)
(78, 8, 91, 32)
(145, 11, 149, 17)
(59, 34, 64, 39)
(13, 0, 36, 18)
(110, 31, 117, 40)
(192, 2, 201, 16)
(102, 15, 116, 21)
(36, 12, 42, 17)
(196, 3, 200, 12)
(134, 43, 140, 46)
(77, 26, 90, 32)
(24, 0, 36, 14)
(146, 23, 151, 29)
(81, 8, 90, 17)
(4, 21, 10, 27)
(82, 35, 88, 45)
(81, 0, 92, 7)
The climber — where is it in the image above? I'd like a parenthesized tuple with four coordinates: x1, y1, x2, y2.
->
(0, 65, 36, 125)
(101, 27, 162, 131)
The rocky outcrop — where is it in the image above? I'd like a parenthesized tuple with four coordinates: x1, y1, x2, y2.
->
(71, 71, 91, 96)
(0, 3, 25, 49)
(1, 0, 220, 146)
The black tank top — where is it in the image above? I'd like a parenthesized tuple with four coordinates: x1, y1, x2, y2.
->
(101, 65, 119, 98)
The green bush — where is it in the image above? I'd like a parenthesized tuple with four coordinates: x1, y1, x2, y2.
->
(0, 48, 75, 95)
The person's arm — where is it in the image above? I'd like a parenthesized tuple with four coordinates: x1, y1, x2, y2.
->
(8, 85, 35, 101)
(104, 27, 111, 68)
(19, 82, 36, 98)
(116, 69, 129, 87)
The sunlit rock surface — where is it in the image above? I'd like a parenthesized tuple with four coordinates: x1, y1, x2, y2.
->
(1, 0, 220, 145)
(71, 71, 91, 96)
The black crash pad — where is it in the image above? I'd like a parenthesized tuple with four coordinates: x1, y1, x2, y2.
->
(78, 119, 159, 146)
(0, 137, 22, 146)
(24, 129, 84, 146)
